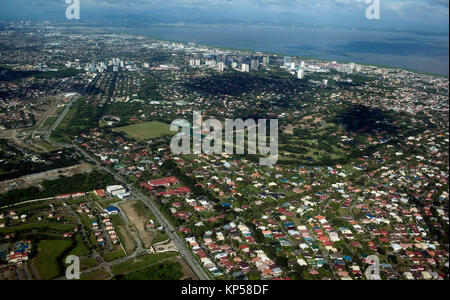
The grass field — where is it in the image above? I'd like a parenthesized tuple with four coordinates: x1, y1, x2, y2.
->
(80, 257, 98, 270)
(116, 261, 183, 280)
(41, 116, 57, 128)
(112, 121, 171, 140)
(111, 252, 178, 275)
(34, 140, 60, 152)
(131, 201, 153, 219)
(152, 231, 170, 245)
(68, 233, 90, 257)
(102, 248, 126, 262)
(110, 214, 136, 255)
(34, 239, 73, 280)
(80, 269, 110, 280)
(97, 198, 119, 209)
(0, 222, 74, 234)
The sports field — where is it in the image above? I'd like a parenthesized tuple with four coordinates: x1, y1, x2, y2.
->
(34, 239, 73, 280)
(112, 121, 171, 140)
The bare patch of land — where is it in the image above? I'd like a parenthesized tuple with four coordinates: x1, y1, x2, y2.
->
(117, 225, 135, 255)
(0, 163, 92, 193)
(282, 124, 295, 135)
(176, 257, 199, 280)
(120, 201, 154, 249)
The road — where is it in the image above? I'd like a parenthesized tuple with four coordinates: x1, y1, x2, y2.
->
(68, 143, 210, 280)
(33, 95, 77, 140)
(40, 99, 210, 280)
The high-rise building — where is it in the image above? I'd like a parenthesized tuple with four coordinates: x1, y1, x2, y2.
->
(297, 69, 305, 80)
(284, 56, 291, 67)
(263, 56, 270, 69)
(218, 62, 225, 72)
(251, 59, 259, 71)
(349, 62, 355, 74)
(242, 64, 250, 72)
(205, 59, 216, 67)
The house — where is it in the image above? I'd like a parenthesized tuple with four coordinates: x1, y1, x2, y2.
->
(8, 252, 28, 264)
(105, 206, 119, 215)
(157, 187, 191, 196)
(94, 189, 107, 198)
(71, 192, 86, 198)
(149, 177, 179, 187)
(404, 272, 415, 280)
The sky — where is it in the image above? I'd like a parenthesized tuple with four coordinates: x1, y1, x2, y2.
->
(0, 0, 448, 33)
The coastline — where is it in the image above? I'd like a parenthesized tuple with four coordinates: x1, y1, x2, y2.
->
(103, 25, 449, 78)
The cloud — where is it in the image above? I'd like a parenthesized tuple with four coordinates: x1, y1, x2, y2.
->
(0, 0, 447, 32)
(428, 0, 449, 7)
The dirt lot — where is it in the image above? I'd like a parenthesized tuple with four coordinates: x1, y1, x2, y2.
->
(117, 225, 135, 255)
(300, 115, 323, 124)
(120, 201, 154, 249)
(0, 163, 92, 194)
(282, 124, 295, 135)
(176, 257, 199, 280)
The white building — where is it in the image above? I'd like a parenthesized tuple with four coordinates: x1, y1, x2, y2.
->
(218, 62, 225, 72)
(297, 69, 305, 80)
(106, 185, 126, 196)
(205, 60, 216, 67)
(117, 192, 132, 200)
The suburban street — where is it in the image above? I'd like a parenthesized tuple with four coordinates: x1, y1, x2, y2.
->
(67, 143, 211, 280)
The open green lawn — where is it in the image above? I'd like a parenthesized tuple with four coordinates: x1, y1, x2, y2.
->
(0, 222, 74, 234)
(78, 213, 94, 231)
(80, 257, 98, 270)
(41, 116, 57, 128)
(151, 231, 170, 245)
(131, 201, 153, 219)
(34, 140, 60, 152)
(112, 121, 171, 140)
(68, 234, 90, 257)
(111, 252, 178, 275)
(102, 248, 126, 262)
(97, 198, 119, 209)
(115, 261, 183, 280)
(110, 214, 136, 255)
(80, 269, 110, 280)
(34, 239, 73, 280)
